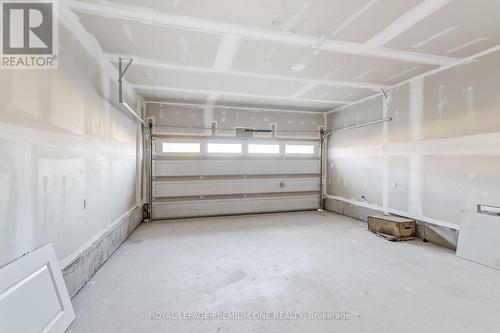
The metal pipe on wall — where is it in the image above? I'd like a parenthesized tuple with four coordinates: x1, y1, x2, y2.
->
(318, 134, 323, 210)
(319, 130, 333, 211)
(149, 123, 154, 222)
(332, 117, 392, 133)
(118, 57, 150, 128)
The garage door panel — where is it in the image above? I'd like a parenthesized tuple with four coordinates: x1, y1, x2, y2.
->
(154, 159, 319, 177)
(151, 136, 320, 219)
(154, 177, 319, 197)
(153, 195, 319, 219)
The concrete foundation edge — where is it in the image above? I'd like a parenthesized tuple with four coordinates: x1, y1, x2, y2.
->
(324, 198, 459, 250)
(62, 205, 143, 298)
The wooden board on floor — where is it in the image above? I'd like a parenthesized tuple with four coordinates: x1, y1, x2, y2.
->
(368, 215, 416, 240)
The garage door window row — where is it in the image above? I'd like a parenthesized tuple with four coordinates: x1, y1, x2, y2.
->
(162, 142, 316, 155)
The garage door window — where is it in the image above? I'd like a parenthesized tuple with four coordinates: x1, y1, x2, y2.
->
(163, 142, 200, 153)
(207, 143, 242, 154)
(248, 144, 280, 154)
(285, 144, 315, 155)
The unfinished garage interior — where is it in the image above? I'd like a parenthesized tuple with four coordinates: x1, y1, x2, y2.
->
(1, 0, 500, 332)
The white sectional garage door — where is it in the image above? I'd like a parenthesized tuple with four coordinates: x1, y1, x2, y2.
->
(151, 136, 320, 219)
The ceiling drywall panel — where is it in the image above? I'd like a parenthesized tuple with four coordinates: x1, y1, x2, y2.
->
(215, 94, 340, 113)
(146, 98, 339, 113)
(77, 0, 392, 40)
(330, 0, 422, 42)
(137, 89, 210, 104)
(299, 85, 375, 102)
(280, 0, 382, 37)
(78, 0, 311, 33)
(77, 0, 419, 43)
(385, 0, 500, 58)
(68, 0, 500, 113)
(76, 12, 222, 66)
(231, 39, 437, 84)
(120, 65, 305, 97)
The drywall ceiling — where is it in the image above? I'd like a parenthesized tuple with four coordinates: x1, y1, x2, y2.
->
(64, 0, 500, 112)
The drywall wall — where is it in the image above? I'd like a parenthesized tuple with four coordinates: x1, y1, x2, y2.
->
(147, 102, 324, 139)
(325, 48, 500, 231)
(0, 12, 145, 294)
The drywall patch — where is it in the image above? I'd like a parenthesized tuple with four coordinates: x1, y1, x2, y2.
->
(382, 66, 420, 83)
(412, 26, 457, 49)
(144, 68, 154, 80)
(291, 82, 317, 98)
(281, 2, 310, 33)
(214, 34, 241, 70)
(365, 0, 454, 47)
(122, 23, 134, 42)
(409, 78, 423, 140)
(203, 93, 217, 130)
(465, 86, 476, 120)
(353, 70, 376, 81)
(179, 35, 190, 60)
(322, 68, 340, 79)
(437, 85, 448, 118)
(408, 155, 423, 217)
(447, 37, 489, 55)
(330, 0, 377, 39)
(256, 48, 276, 72)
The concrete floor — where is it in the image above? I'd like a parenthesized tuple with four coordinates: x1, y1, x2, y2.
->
(68, 211, 500, 333)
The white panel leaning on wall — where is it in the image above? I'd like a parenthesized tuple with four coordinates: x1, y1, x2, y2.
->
(0, 244, 75, 333)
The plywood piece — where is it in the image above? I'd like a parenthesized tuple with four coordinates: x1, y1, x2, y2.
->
(0, 244, 75, 333)
(457, 211, 500, 269)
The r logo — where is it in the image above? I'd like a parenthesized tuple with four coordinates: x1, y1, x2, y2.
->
(2, 1, 53, 54)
